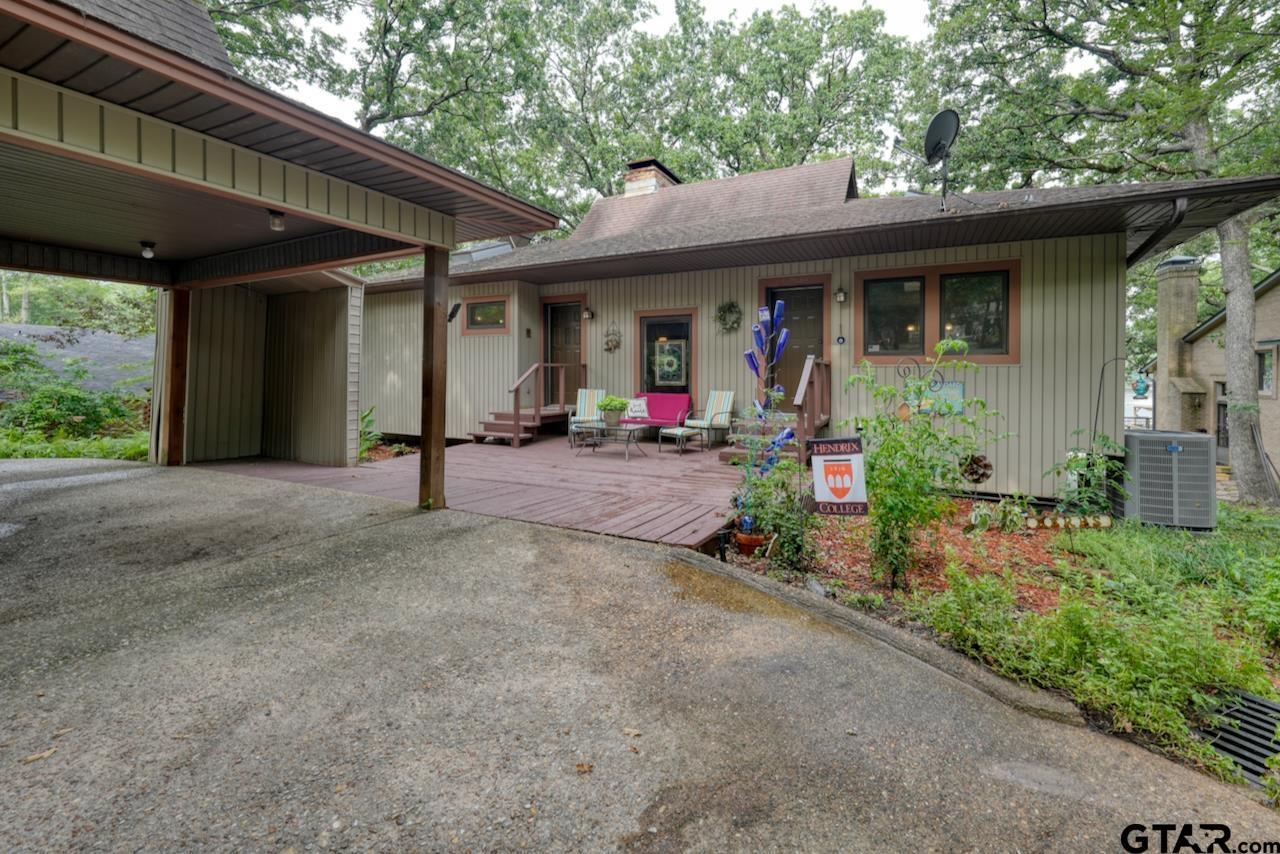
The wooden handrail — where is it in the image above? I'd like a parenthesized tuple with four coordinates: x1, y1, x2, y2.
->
(507, 362, 584, 448)
(792, 356, 832, 465)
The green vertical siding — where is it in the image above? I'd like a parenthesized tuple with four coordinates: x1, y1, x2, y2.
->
(262, 287, 356, 466)
(184, 286, 267, 462)
(362, 234, 1125, 497)
(361, 281, 529, 437)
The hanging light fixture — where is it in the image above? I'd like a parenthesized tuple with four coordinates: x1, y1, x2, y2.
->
(139, 241, 156, 259)
(834, 286, 847, 303)
(267, 210, 286, 232)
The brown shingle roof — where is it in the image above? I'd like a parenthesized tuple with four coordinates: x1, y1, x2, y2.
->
(54, 0, 234, 74)
(449, 159, 1280, 284)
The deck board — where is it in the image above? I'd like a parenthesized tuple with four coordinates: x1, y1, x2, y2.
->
(200, 438, 739, 547)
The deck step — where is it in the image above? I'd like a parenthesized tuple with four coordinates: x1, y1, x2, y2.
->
(481, 420, 540, 432)
(469, 430, 535, 443)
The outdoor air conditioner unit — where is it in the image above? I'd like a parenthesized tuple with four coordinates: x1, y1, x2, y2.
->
(1120, 430, 1217, 530)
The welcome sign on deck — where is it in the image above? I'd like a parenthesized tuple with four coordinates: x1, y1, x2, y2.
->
(807, 437, 868, 516)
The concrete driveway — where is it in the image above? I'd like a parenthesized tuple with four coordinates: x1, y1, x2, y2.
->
(2, 460, 1278, 852)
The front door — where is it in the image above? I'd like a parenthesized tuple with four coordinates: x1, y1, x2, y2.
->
(767, 285, 824, 411)
(544, 301, 582, 407)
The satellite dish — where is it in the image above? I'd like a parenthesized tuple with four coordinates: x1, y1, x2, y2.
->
(924, 109, 959, 165)
(923, 109, 961, 211)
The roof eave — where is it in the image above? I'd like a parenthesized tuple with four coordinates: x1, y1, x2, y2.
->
(9, 0, 560, 238)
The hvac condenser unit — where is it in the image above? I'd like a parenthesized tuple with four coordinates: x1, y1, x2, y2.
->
(1121, 430, 1217, 530)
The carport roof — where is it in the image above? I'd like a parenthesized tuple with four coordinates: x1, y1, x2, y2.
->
(445, 158, 1280, 284)
(1, 0, 559, 242)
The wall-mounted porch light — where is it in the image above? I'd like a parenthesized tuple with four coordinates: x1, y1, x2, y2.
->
(139, 241, 156, 259)
(582, 307, 594, 320)
(834, 286, 847, 303)
(267, 210, 286, 232)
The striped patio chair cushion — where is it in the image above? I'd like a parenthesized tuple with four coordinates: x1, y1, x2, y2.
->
(685, 390, 735, 429)
(570, 388, 606, 425)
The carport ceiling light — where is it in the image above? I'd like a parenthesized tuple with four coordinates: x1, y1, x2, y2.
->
(268, 210, 286, 232)
(139, 241, 156, 259)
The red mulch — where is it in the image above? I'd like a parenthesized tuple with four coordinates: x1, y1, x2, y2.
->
(363, 443, 418, 463)
(806, 499, 1067, 613)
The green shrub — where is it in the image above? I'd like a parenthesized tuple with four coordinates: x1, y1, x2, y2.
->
(752, 459, 817, 573)
(912, 563, 1272, 772)
(841, 591, 886, 611)
(0, 428, 149, 460)
(358, 406, 382, 461)
(1044, 430, 1128, 514)
(845, 340, 1005, 588)
(0, 340, 142, 437)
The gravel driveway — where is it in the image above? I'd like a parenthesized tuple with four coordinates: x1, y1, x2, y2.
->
(2, 459, 1278, 851)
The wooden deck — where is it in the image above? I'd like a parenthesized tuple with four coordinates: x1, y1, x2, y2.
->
(201, 438, 740, 547)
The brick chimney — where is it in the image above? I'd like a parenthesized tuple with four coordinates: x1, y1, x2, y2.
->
(623, 158, 681, 197)
(1154, 255, 1202, 431)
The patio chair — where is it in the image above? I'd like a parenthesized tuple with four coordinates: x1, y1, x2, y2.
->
(684, 390, 735, 448)
(568, 388, 607, 447)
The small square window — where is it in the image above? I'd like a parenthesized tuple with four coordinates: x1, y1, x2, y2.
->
(864, 277, 924, 355)
(1259, 349, 1275, 394)
(465, 299, 506, 332)
(940, 271, 1009, 354)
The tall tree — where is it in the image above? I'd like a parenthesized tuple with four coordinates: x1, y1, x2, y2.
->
(207, 0, 352, 90)
(919, 0, 1280, 503)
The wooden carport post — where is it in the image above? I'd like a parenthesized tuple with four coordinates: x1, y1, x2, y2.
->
(161, 287, 190, 466)
(420, 247, 449, 508)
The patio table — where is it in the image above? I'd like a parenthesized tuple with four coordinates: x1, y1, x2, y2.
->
(571, 423, 650, 461)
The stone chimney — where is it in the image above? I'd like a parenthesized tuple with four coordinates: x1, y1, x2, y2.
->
(623, 158, 681, 197)
(1154, 255, 1203, 431)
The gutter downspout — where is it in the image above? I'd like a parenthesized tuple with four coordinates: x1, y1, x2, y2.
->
(1126, 197, 1189, 267)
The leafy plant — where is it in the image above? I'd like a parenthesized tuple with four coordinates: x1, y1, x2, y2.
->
(0, 340, 140, 438)
(969, 493, 1031, 534)
(752, 460, 817, 573)
(358, 406, 382, 462)
(0, 428, 149, 460)
(845, 339, 1005, 589)
(841, 591, 886, 611)
(597, 395, 630, 412)
(1044, 430, 1128, 515)
(912, 563, 1271, 773)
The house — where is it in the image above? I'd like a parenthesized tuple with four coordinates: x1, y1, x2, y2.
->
(0, 0, 557, 506)
(1143, 259, 1279, 470)
(361, 157, 1280, 498)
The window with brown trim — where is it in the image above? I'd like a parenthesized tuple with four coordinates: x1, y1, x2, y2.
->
(462, 297, 508, 335)
(855, 260, 1021, 365)
(863, 277, 925, 356)
(940, 270, 1010, 355)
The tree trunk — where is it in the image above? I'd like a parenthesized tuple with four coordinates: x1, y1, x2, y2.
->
(1217, 215, 1275, 504)
(20, 279, 29, 324)
(0, 272, 8, 321)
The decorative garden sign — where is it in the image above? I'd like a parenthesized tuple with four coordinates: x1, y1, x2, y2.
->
(808, 437, 869, 516)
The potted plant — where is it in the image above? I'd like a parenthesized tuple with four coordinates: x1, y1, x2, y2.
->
(733, 478, 769, 556)
(598, 395, 630, 427)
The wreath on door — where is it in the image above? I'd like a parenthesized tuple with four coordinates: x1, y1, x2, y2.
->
(715, 300, 743, 333)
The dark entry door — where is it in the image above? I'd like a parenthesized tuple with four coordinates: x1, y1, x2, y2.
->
(1216, 396, 1230, 465)
(544, 301, 582, 407)
(767, 285, 824, 411)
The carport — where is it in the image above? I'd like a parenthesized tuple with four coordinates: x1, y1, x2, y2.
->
(0, 0, 557, 506)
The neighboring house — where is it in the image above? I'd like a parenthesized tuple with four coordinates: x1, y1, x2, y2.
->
(2, 324, 154, 392)
(1143, 260, 1279, 471)
(362, 157, 1280, 498)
